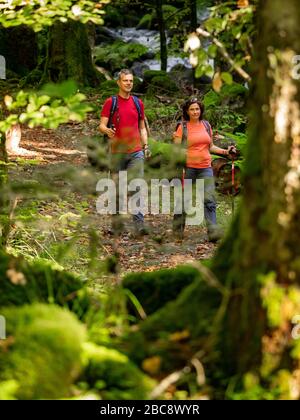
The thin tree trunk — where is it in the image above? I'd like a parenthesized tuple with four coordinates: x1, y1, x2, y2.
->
(0, 132, 9, 248)
(156, 0, 167, 72)
(190, 0, 198, 31)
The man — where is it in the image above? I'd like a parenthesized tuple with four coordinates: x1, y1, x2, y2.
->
(99, 69, 150, 236)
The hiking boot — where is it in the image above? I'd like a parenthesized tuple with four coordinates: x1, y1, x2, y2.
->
(207, 225, 223, 243)
(134, 221, 149, 237)
(110, 216, 125, 236)
(172, 213, 185, 240)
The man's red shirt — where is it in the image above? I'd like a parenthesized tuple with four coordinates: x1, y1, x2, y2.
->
(101, 95, 145, 154)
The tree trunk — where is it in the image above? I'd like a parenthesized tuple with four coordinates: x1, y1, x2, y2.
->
(190, 0, 198, 32)
(156, 0, 167, 72)
(0, 131, 9, 248)
(42, 21, 101, 87)
(127, 0, 300, 397)
(212, 0, 300, 381)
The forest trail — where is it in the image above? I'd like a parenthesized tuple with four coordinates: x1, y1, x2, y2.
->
(9, 117, 217, 275)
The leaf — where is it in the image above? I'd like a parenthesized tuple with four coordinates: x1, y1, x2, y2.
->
(142, 356, 161, 375)
(238, 0, 249, 8)
(169, 330, 190, 342)
(212, 72, 223, 92)
(221, 72, 233, 85)
(41, 80, 78, 98)
(208, 44, 218, 58)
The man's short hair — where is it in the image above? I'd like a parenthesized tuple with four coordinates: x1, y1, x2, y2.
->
(118, 69, 133, 80)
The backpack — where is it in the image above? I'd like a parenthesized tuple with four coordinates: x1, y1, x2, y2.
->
(176, 120, 212, 145)
(107, 95, 142, 128)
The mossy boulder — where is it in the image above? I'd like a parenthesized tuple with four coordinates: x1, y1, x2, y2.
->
(99, 79, 118, 97)
(0, 304, 86, 400)
(145, 75, 179, 96)
(143, 70, 178, 93)
(143, 70, 168, 83)
(80, 342, 155, 399)
(122, 265, 201, 315)
(122, 275, 222, 371)
(0, 251, 88, 317)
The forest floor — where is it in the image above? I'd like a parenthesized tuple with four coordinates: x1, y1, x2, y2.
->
(7, 115, 234, 279)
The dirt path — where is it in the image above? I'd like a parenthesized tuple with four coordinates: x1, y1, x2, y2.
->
(10, 119, 218, 274)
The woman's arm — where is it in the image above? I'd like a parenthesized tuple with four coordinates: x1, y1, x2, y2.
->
(210, 142, 229, 156)
(210, 142, 236, 156)
(173, 135, 182, 145)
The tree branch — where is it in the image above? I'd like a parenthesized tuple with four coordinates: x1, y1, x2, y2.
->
(196, 27, 252, 82)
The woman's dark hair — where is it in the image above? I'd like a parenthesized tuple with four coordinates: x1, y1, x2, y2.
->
(182, 98, 205, 121)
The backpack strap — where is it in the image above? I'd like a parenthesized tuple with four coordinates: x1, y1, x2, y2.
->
(108, 95, 142, 128)
(175, 120, 188, 145)
(132, 95, 142, 121)
(202, 120, 212, 139)
(181, 121, 188, 145)
(108, 95, 118, 128)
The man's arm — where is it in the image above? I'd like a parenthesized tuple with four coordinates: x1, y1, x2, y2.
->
(99, 116, 116, 138)
(139, 119, 148, 148)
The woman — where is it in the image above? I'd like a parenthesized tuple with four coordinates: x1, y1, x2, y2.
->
(173, 98, 236, 242)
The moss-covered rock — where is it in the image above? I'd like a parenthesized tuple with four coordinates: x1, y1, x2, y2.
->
(99, 80, 118, 97)
(121, 271, 222, 371)
(0, 251, 88, 316)
(140, 277, 221, 339)
(122, 265, 201, 315)
(0, 304, 86, 400)
(143, 70, 168, 83)
(147, 76, 179, 95)
(80, 342, 155, 400)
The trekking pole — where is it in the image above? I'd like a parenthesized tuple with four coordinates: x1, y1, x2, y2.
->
(229, 141, 237, 216)
(231, 156, 235, 215)
(180, 167, 185, 239)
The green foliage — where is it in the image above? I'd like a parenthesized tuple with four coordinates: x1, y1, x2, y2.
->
(202, 84, 248, 132)
(103, 3, 140, 27)
(122, 265, 200, 315)
(136, 13, 153, 30)
(93, 41, 148, 74)
(0, 0, 108, 32)
(0, 304, 86, 399)
(0, 80, 93, 132)
(80, 342, 155, 399)
(0, 380, 19, 400)
(146, 138, 186, 179)
(189, 1, 256, 83)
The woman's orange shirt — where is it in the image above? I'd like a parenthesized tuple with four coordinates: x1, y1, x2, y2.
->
(175, 121, 212, 169)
